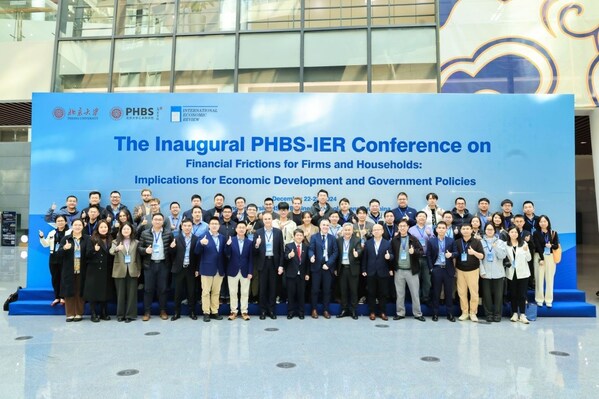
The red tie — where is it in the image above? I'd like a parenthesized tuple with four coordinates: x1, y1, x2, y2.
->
(297, 244, 301, 259)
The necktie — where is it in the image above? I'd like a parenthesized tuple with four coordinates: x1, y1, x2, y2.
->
(297, 244, 301, 259)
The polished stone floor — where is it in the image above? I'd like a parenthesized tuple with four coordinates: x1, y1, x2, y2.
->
(1, 245, 599, 399)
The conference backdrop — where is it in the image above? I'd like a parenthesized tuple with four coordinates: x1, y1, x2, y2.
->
(29, 93, 575, 290)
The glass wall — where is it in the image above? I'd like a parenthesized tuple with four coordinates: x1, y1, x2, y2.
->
(0, 0, 57, 41)
(54, 0, 438, 93)
(175, 35, 235, 92)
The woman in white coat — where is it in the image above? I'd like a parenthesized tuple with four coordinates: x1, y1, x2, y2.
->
(506, 226, 532, 324)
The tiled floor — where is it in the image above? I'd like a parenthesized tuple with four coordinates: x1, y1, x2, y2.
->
(1, 245, 599, 398)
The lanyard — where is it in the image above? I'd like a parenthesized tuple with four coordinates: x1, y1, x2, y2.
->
(415, 226, 427, 239)
(438, 238, 445, 253)
(265, 231, 273, 242)
(401, 237, 408, 251)
(87, 220, 97, 235)
(543, 232, 550, 244)
(482, 238, 494, 254)
(462, 240, 469, 253)
(153, 231, 161, 245)
(397, 207, 407, 218)
(386, 225, 394, 237)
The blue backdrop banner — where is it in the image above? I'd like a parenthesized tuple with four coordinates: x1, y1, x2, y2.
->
(29, 93, 575, 290)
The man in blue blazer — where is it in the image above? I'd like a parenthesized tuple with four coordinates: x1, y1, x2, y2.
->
(309, 219, 339, 319)
(170, 219, 199, 321)
(224, 221, 253, 321)
(253, 213, 284, 320)
(283, 229, 310, 319)
(361, 224, 394, 320)
(426, 221, 456, 322)
(195, 217, 226, 322)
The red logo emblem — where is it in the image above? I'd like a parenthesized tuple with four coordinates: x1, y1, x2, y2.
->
(53, 107, 65, 119)
(111, 107, 123, 120)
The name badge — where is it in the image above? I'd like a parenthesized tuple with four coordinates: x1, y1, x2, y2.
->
(54, 243, 60, 252)
(486, 252, 494, 262)
(342, 252, 349, 262)
(74, 249, 81, 259)
(247, 233, 254, 241)
(419, 239, 426, 247)
(461, 252, 467, 262)
(153, 244, 160, 254)
(400, 251, 407, 260)
(544, 247, 550, 255)
(124, 254, 131, 263)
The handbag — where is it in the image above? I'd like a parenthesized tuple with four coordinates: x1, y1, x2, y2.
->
(551, 231, 562, 264)
(525, 302, 537, 321)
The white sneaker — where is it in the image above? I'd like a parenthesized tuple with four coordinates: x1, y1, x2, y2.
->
(470, 314, 478, 322)
(458, 313, 469, 321)
(510, 313, 518, 322)
(519, 314, 529, 324)
(536, 302, 543, 307)
(358, 296, 366, 304)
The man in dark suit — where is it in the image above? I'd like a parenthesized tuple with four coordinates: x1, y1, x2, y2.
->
(390, 219, 425, 322)
(138, 213, 175, 321)
(309, 219, 339, 319)
(224, 221, 253, 321)
(336, 222, 362, 319)
(195, 217, 226, 322)
(170, 219, 199, 321)
(253, 213, 284, 319)
(361, 223, 393, 321)
(283, 229, 310, 319)
(426, 221, 456, 322)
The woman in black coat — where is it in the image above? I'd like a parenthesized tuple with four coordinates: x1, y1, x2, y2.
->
(57, 219, 90, 322)
(84, 220, 115, 322)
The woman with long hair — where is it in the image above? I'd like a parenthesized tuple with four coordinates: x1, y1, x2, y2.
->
(506, 226, 532, 324)
(111, 208, 134, 239)
(84, 220, 115, 322)
(110, 222, 141, 322)
(299, 211, 319, 244)
(57, 219, 89, 322)
(532, 215, 560, 308)
(39, 215, 69, 306)
(491, 212, 508, 241)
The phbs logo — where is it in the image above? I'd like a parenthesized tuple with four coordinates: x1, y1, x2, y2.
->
(111, 107, 123, 120)
(53, 107, 65, 120)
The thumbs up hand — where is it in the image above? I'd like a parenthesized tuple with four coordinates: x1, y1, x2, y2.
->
(170, 239, 176, 248)
(255, 235, 262, 247)
(146, 245, 153, 254)
(353, 248, 358, 257)
(384, 250, 391, 260)
(200, 235, 209, 246)
(63, 240, 72, 250)
(445, 250, 452, 259)
(227, 236, 232, 246)
(408, 245, 414, 255)
(288, 248, 295, 259)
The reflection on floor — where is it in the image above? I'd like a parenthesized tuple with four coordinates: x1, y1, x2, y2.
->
(1, 245, 599, 398)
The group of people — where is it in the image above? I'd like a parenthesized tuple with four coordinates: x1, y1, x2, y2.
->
(40, 188, 561, 324)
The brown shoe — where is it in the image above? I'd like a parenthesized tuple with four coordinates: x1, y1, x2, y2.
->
(228, 312, 237, 320)
(241, 313, 250, 321)
(142, 313, 150, 321)
(369, 313, 376, 321)
(323, 311, 331, 319)
(311, 309, 318, 319)
(160, 311, 168, 320)
(380, 313, 388, 321)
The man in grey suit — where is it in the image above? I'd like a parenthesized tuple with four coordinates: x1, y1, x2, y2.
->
(336, 223, 362, 319)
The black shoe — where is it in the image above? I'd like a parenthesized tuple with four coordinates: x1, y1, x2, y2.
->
(393, 315, 405, 321)
(447, 314, 456, 322)
(299, 313, 305, 320)
(171, 314, 181, 321)
(210, 314, 223, 320)
(91, 314, 100, 323)
(259, 312, 266, 320)
(337, 310, 348, 318)
(486, 316, 493, 323)
(190, 313, 198, 320)
(287, 314, 293, 319)
(117, 316, 125, 322)
(493, 315, 501, 322)
(100, 315, 111, 321)
(269, 312, 277, 320)
(415, 316, 426, 322)
(125, 318, 133, 323)
(432, 315, 439, 322)
(203, 314, 211, 322)
(351, 312, 358, 320)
